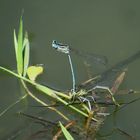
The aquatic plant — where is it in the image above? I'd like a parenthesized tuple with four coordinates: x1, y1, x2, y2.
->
(0, 17, 139, 140)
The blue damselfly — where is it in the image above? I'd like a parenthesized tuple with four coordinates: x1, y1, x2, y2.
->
(52, 40, 76, 94)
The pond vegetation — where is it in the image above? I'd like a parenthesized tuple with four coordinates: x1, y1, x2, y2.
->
(0, 18, 139, 140)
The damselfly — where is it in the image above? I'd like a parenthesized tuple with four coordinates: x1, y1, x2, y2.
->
(52, 40, 76, 94)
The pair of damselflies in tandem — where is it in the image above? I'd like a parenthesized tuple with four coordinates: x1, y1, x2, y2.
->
(52, 40, 111, 110)
(34, 40, 140, 110)
(52, 40, 140, 107)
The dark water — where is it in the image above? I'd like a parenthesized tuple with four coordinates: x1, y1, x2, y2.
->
(0, 0, 140, 139)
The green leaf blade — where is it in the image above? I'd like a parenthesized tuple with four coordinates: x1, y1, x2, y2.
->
(17, 17, 23, 75)
(14, 29, 18, 61)
(23, 32, 30, 76)
(59, 122, 74, 140)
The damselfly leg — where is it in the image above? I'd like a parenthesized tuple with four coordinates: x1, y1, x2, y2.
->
(78, 96, 96, 111)
(89, 85, 120, 106)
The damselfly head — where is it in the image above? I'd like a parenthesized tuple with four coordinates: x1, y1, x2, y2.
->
(52, 40, 70, 54)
